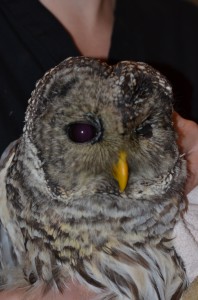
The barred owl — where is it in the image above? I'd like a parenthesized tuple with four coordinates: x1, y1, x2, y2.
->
(0, 57, 188, 299)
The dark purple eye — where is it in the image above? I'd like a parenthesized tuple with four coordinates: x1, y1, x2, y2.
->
(67, 123, 98, 143)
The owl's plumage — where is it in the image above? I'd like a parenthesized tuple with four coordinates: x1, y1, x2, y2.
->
(0, 57, 188, 299)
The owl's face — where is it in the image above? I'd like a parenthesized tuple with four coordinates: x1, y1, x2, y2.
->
(26, 57, 178, 198)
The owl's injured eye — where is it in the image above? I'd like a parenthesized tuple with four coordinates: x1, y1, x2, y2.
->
(135, 123, 153, 138)
(66, 122, 98, 143)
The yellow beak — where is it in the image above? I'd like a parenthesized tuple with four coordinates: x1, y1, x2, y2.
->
(113, 151, 129, 192)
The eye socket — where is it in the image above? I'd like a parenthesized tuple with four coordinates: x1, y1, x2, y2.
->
(135, 123, 153, 138)
(66, 122, 98, 143)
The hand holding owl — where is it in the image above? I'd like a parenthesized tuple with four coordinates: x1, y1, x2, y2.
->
(174, 113, 198, 193)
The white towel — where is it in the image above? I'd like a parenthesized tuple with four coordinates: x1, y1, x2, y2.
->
(174, 186, 198, 283)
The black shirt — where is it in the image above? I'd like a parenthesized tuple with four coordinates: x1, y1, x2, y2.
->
(1, 0, 198, 154)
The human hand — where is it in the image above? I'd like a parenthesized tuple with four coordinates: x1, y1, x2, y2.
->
(0, 281, 96, 300)
(173, 112, 198, 194)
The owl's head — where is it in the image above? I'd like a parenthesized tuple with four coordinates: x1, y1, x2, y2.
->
(24, 57, 184, 197)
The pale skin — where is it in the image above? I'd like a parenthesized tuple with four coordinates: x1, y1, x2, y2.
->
(39, 0, 116, 58)
(174, 112, 198, 194)
(1, 0, 198, 299)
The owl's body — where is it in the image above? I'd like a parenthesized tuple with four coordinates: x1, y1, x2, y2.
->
(0, 57, 187, 299)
